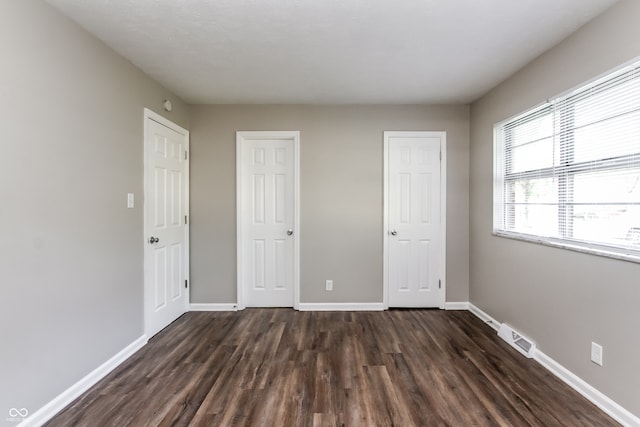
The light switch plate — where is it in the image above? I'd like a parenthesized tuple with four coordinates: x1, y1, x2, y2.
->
(127, 193, 134, 208)
(591, 342, 603, 366)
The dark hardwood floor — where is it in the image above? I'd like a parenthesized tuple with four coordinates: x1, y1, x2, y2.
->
(46, 309, 619, 426)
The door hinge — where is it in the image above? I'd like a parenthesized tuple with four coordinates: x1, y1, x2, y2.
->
(185, 215, 188, 225)
(439, 150, 442, 161)
(439, 279, 442, 289)
(185, 150, 188, 160)
(185, 279, 188, 289)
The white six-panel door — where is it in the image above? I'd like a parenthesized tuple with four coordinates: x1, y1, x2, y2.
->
(384, 132, 445, 308)
(144, 109, 189, 337)
(237, 131, 299, 308)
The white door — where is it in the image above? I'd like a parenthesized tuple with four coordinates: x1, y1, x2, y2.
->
(384, 131, 446, 308)
(237, 131, 299, 308)
(144, 109, 189, 337)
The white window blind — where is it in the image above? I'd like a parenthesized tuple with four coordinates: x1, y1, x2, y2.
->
(494, 60, 640, 259)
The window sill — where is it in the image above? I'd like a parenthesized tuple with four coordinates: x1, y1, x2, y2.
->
(492, 231, 640, 264)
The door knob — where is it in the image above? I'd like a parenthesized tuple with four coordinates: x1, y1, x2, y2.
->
(390, 230, 398, 236)
(287, 229, 293, 236)
(149, 236, 159, 244)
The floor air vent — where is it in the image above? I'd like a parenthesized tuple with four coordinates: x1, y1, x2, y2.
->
(498, 323, 536, 358)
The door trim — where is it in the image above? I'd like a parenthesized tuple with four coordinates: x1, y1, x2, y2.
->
(143, 108, 190, 337)
(236, 131, 300, 310)
(383, 131, 447, 309)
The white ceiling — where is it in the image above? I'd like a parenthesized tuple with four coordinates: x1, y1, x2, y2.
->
(46, 0, 618, 105)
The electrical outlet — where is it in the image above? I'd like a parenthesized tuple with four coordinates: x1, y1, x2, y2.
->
(591, 342, 603, 366)
(325, 280, 333, 291)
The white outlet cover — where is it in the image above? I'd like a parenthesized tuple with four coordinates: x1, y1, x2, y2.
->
(127, 193, 135, 208)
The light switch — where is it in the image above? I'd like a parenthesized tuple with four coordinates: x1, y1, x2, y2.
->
(127, 193, 134, 208)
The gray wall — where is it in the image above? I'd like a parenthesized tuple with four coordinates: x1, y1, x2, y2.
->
(190, 105, 469, 305)
(0, 1, 189, 419)
(7, 0, 636, 421)
(470, 0, 640, 417)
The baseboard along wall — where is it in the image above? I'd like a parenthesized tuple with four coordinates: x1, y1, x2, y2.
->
(467, 303, 639, 427)
(22, 303, 639, 427)
(20, 335, 148, 427)
(189, 303, 238, 311)
(298, 303, 385, 311)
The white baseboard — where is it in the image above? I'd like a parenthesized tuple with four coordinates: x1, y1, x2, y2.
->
(444, 302, 470, 310)
(298, 303, 385, 311)
(534, 350, 640, 427)
(467, 302, 639, 427)
(20, 335, 148, 427)
(468, 302, 500, 331)
(189, 303, 238, 311)
(20, 304, 639, 427)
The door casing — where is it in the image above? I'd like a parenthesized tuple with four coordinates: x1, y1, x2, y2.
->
(236, 131, 300, 310)
(383, 131, 447, 309)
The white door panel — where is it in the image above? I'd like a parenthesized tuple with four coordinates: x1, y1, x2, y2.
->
(144, 111, 189, 337)
(385, 132, 445, 308)
(238, 132, 299, 308)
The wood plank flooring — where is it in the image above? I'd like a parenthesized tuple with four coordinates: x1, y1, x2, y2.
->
(46, 309, 620, 426)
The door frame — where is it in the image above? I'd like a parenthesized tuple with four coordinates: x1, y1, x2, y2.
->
(143, 108, 190, 337)
(236, 131, 300, 310)
(383, 131, 447, 309)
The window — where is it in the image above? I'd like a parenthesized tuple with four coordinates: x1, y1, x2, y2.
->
(494, 60, 640, 260)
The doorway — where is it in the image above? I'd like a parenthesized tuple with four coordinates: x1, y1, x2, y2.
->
(143, 109, 190, 337)
(383, 131, 446, 308)
(236, 131, 300, 309)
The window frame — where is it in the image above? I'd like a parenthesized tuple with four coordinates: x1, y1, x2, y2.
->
(493, 60, 640, 263)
